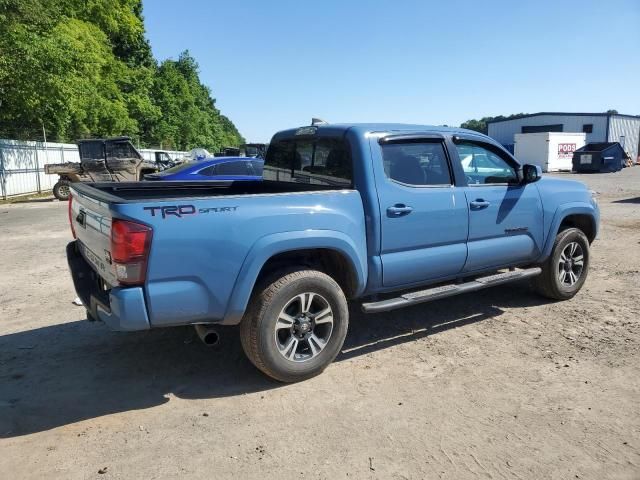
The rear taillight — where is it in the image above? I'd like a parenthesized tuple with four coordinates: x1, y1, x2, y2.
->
(68, 194, 76, 239)
(110, 219, 153, 285)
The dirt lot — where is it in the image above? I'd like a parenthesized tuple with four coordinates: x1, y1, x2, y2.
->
(1, 169, 639, 480)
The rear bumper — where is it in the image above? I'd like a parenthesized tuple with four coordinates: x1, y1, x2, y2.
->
(66, 241, 150, 331)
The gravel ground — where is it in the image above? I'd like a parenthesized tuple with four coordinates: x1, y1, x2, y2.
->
(1, 169, 639, 480)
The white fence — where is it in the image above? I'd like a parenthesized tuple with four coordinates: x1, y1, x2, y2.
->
(0, 139, 187, 199)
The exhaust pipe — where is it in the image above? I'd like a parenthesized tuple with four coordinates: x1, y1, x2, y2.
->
(194, 324, 220, 347)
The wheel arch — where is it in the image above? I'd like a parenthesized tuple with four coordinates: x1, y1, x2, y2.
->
(222, 230, 367, 325)
(540, 203, 599, 261)
(558, 214, 596, 243)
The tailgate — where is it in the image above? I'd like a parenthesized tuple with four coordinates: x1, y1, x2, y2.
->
(69, 188, 117, 286)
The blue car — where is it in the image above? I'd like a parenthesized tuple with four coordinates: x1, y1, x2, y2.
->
(145, 157, 263, 181)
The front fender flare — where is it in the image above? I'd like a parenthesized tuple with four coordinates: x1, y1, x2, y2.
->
(539, 202, 599, 262)
(221, 230, 367, 325)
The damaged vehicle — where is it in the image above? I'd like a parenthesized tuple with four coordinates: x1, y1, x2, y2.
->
(45, 137, 165, 200)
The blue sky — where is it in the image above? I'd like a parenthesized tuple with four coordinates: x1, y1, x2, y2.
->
(144, 0, 640, 142)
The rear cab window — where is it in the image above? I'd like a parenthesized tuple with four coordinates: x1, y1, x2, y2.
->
(107, 141, 141, 159)
(264, 135, 353, 187)
(79, 142, 105, 161)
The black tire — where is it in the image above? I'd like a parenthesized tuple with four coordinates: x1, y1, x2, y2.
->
(53, 180, 70, 201)
(240, 268, 349, 383)
(533, 228, 590, 300)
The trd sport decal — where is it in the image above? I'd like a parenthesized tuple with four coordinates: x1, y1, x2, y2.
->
(143, 205, 238, 219)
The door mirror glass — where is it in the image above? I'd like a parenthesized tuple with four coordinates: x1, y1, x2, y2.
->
(522, 164, 542, 184)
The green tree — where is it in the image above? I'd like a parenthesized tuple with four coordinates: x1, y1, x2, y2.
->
(149, 51, 243, 150)
(460, 113, 530, 134)
(0, 0, 242, 148)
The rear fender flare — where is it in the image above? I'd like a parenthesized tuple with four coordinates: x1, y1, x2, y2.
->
(222, 230, 367, 325)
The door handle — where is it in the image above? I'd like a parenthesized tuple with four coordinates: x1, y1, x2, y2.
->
(387, 204, 413, 217)
(470, 199, 490, 210)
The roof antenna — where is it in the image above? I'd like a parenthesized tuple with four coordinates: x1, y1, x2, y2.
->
(311, 118, 328, 126)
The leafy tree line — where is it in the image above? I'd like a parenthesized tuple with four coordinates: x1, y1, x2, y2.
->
(0, 0, 243, 150)
(460, 114, 530, 134)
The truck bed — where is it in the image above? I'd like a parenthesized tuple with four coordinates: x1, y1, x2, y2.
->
(72, 180, 345, 202)
(68, 179, 367, 328)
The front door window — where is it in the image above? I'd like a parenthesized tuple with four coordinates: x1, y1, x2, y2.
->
(455, 142, 518, 185)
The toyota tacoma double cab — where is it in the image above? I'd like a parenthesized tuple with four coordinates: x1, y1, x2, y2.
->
(66, 123, 599, 382)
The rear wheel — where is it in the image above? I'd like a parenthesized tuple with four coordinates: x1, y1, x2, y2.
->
(240, 268, 349, 382)
(533, 228, 590, 300)
(53, 180, 70, 201)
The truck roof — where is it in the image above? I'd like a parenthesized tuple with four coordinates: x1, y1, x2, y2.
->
(272, 123, 484, 139)
(270, 123, 511, 158)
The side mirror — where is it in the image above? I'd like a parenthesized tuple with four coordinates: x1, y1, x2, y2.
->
(521, 164, 542, 184)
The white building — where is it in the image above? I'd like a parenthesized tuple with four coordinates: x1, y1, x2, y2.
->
(487, 112, 640, 162)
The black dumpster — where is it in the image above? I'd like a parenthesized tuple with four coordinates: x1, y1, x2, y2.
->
(572, 142, 626, 173)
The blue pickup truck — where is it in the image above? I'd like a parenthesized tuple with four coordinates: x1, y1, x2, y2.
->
(66, 123, 599, 382)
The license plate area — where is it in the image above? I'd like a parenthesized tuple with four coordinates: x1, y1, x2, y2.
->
(67, 241, 111, 313)
(78, 241, 113, 286)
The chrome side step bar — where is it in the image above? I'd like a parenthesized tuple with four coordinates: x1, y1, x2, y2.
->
(361, 267, 542, 313)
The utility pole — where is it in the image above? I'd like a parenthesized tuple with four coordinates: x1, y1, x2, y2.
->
(0, 99, 4, 199)
(37, 121, 48, 194)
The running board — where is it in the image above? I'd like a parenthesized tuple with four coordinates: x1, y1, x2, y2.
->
(361, 267, 542, 313)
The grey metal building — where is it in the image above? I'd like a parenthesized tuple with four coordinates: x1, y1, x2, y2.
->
(487, 112, 640, 162)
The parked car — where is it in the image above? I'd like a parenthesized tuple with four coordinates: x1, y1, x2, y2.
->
(44, 137, 163, 201)
(152, 150, 180, 170)
(241, 143, 268, 159)
(143, 157, 263, 181)
(213, 144, 268, 158)
(65, 123, 599, 383)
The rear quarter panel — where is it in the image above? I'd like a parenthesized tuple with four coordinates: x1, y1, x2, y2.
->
(111, 190, 367, 327)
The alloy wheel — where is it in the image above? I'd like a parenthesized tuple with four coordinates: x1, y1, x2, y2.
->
(274, 292, 334, 362)
(557, 241, 584, 286)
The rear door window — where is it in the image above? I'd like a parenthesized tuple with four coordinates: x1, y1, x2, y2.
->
(264, 137, 352, 186)
(381, 141, 452, 186)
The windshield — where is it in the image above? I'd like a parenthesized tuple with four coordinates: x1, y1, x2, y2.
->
(155, 161, 195, 175)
